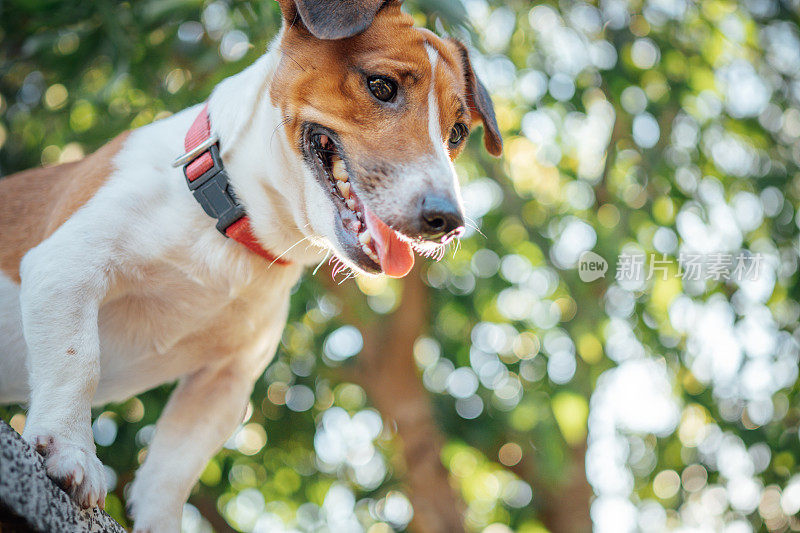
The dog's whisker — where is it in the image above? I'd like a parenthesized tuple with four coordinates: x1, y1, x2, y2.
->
(269, 115, 292, 149)
(279, 47, 308, 73)
(335, 265, 350, 281)
(312, 250, 331, 276)
(337, 268, 356, 284)
(452, 238, 462, 258)
(408, 238, 450, 263)
(466, 222, 485, 238)
(463, 215, 486, 238)
(331, 258, 347, 280)
(267, 235, 312, 268)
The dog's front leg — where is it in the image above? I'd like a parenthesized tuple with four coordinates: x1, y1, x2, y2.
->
(127, 360, 263, 532)
(19, 240, 112, 508)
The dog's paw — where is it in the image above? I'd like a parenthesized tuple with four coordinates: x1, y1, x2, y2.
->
(127, 476, 182, 533)
(128, 505, 182, 533)
(24, 431, 107, 509)
(130, 514, 181, 533)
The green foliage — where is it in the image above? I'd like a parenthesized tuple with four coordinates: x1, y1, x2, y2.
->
(3, 0, 800, 532)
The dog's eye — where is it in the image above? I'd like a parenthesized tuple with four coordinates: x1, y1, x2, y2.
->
(367, 76, 397, 102)
(449, 123, 468, 147)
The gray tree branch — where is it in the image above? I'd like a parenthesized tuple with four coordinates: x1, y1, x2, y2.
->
(0, 421, 124, 533)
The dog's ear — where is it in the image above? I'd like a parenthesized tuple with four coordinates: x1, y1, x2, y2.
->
(277, 0, 390, 40)
(450, 39, 503, 157)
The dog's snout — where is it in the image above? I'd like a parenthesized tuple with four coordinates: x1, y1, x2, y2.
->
(419, 195, 464, 241)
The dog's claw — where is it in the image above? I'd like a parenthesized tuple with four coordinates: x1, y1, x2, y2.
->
(23, 430, 107, 509)
(74, 466, 85, 487)
(34, 435, 53, 455)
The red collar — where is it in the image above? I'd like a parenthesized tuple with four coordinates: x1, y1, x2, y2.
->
(174, 105, 289, 265)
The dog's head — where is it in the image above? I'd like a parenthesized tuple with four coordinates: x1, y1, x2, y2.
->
(271, 0, 502, 277)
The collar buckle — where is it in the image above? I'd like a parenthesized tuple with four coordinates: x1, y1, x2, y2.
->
(181, 142, 245, 235)
(171, 134, 219, 168)
(177, 104, 290, 265)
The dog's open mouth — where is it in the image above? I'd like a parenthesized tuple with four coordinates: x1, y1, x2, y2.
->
(305, 125, 415, 277)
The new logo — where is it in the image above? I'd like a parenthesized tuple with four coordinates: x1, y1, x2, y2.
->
(578, 251, 608, 282)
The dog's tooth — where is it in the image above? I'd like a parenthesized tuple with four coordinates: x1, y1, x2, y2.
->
(337, 181, 351, 198)
(359, 231, 371, 244)
(332, 160, 348, 181)
(346, 198, 356, 211)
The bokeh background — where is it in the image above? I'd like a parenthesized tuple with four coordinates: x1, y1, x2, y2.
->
(2, 0, 800, 531)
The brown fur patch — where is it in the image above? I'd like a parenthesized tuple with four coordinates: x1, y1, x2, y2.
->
(0, 132, 129, 282)
(270, 3, 471, 167)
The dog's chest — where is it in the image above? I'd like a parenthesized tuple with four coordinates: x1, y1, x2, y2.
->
(92, 259, 300, 403)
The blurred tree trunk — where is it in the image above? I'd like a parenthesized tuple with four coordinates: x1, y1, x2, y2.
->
(333, 267, 595, 533)
(345, 269, 466, 533)
(512, 441, 592, 533)
(541, 442, 592, 533)
(189, 494, 236, 533)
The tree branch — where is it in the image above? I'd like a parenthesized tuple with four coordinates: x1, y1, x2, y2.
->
(0, 421, 125, 533)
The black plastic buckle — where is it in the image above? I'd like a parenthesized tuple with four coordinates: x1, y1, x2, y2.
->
(183, 143, 245, 235)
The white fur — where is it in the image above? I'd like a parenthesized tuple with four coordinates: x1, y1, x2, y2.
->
(1, 37, 318, 530)
(0, 31, 466, 532)
(426, 44, 465, 211)
(426, 45, 442, 151)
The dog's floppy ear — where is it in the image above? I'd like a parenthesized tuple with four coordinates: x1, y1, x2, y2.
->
(450, 39, 503, 157)
(277, 0, 389, 40)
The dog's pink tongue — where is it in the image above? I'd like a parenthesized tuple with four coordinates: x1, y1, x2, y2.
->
(364, 207, 414, 278)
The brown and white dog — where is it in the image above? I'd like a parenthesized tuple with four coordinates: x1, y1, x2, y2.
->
(0, 0, 501, 530)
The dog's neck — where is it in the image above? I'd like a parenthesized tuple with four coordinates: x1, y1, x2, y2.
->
(198, 37, 324, 267)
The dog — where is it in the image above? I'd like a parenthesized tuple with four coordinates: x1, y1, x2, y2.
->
(0, 0, 501, 530)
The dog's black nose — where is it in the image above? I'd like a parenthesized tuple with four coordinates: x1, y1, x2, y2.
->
(419, 195, 464, 241)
